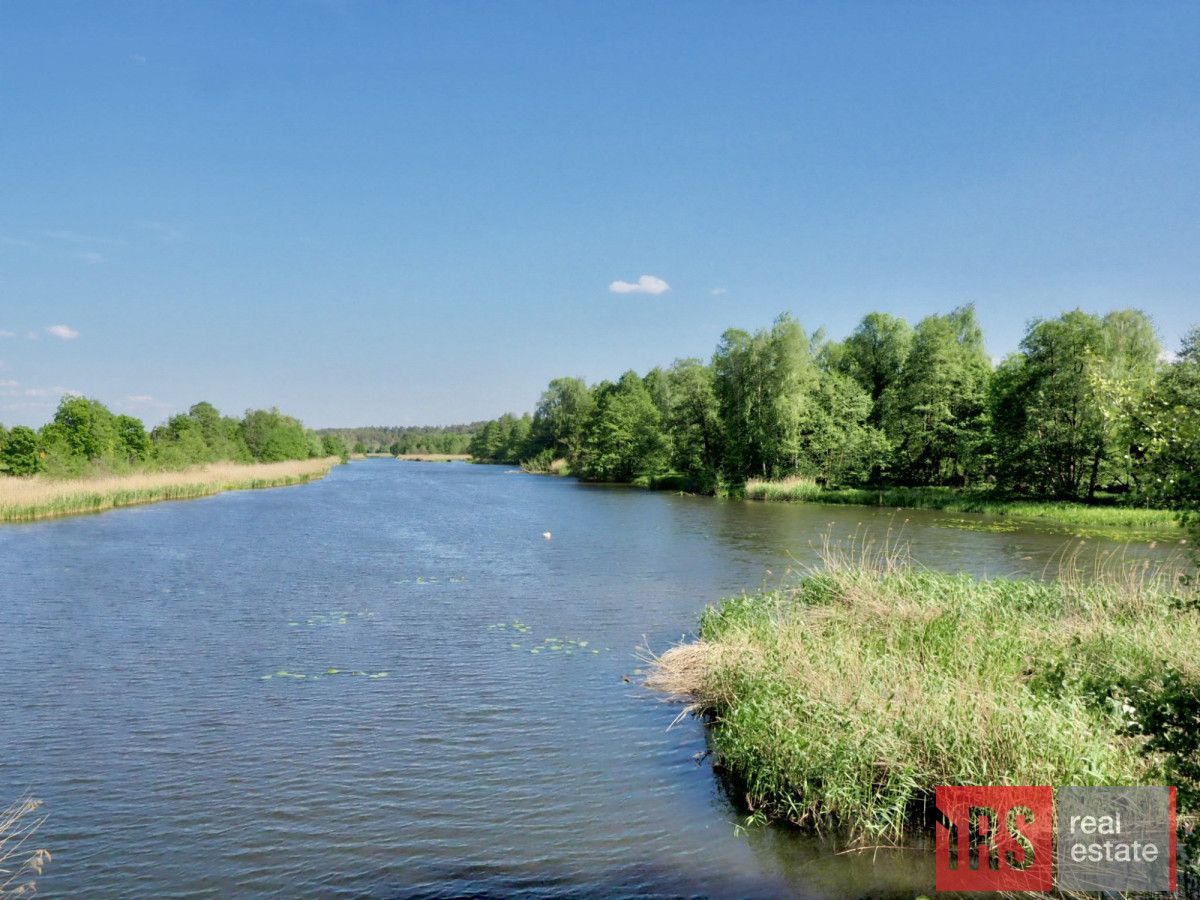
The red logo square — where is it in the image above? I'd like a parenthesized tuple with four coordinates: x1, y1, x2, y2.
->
(936, 786, 1053, 891)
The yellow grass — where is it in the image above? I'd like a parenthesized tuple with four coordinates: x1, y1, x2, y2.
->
(0, 458, 339, 523)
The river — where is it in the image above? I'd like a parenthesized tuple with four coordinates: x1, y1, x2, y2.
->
(0, 459, 1178, 897)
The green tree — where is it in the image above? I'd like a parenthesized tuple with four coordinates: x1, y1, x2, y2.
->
(529, 377, 594, 464)
(41, 396, 118, 464)
(579, 371, 667, 481)
(991, 309, 1159, 498)
(114, 415, 151, 463)
(665, 358, 722, 484)
(882, 305, 991, 486)
(321, 433, 348, 460)
(840, 312, 914, 425)
(1, 425, 41, 475)
(240, 408, 310, 462)
(712, 315, 822, 479)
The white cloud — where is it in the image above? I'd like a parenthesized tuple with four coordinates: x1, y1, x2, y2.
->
(130, 53, 147, 64)
(609, 274, 670, 296)
(78, 251, 104, 264)
(0, 330, 14, 338)
(45, 324, 80, 340)
(711, 287, 728, 296)
(126, 394, 155, 403)
(42, 229, 122, 246)
(0, 379, 17, 388)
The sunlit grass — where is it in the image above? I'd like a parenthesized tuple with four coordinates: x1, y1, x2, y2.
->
(743, 478, 1181, 536)
(0, 457, 339, 523)
(647, 539, 1198, 842)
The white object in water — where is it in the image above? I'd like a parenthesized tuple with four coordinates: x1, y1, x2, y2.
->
(542, 531, 552, 540)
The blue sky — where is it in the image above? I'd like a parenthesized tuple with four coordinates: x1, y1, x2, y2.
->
(1, 2, 1197, 427)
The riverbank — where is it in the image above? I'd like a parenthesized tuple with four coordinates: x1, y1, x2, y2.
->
(743, 476, 1181, 537)
(647, 544, 1197, 842)
(0, 457, 340, 523)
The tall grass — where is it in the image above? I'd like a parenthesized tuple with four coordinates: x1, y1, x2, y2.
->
(743, 478, 1181, 534)
(647, 540, 1198, 843)
(0, 458, 339, 523)
(0, 795, 50, 897)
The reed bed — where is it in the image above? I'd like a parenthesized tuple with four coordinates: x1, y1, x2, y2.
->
(743, 477, 1180, 535)
(0, 457, 338, 523)
(647, 539, 1198, 843)
(0, 795, 50, 897)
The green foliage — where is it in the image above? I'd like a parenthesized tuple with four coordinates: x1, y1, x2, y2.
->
(41, 396, 118, 464)
(1, 425, 41, 475)
(467, 306, 1197, 516)
(991, 309, 1159, 498)
(115, 415, 151, 463)
(881, 305, 991, 486)
(321, 433, 349, 461)
(529, 377, 593, 461)
(467, 412, 532, 463)
(577, 371, 667, 481)
(240, 408, 310, 462)
(321, 424, 481, 455)
(658, 556, 1198, 840)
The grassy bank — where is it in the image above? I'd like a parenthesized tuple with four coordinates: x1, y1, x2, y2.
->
(744, 476, 1181, 536)
(0, 457, 340, 523)
(395, 453, 469, 462)
(648, 544, 1198, 842)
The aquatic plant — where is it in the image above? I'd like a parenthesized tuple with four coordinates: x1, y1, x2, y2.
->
(647, 539, 1199, 842)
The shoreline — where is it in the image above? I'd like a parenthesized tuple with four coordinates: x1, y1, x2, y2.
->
(522, 465, 1182, 541)
(0, 457, 341, 523)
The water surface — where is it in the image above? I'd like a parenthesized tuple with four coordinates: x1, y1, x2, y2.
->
(0, 460, 1177, 897)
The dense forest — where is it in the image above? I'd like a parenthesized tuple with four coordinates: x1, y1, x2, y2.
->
(469, 306, 1199, 514)
(0, 398, 346, 478)
(318, 424, 482, 456)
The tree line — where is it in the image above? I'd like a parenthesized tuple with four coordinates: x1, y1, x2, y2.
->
(468, 306, 1199, 507)
(318, 424, 481, 457)
(0, 397, 347, 478)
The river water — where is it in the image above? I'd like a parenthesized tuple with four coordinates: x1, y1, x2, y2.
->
(0, 460, 1178, 897)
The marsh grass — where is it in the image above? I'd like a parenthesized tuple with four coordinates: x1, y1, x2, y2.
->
(647, 538, 1199, 843)
(743, 478, 1181, 536)
(0, 457, 338, 523)
(0, 795, 50, 897)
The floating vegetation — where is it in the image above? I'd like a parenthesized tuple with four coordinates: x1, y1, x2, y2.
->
(289, 609, 374, 627)
(486, 623, 612, 659)
(261, 669, 389, 681)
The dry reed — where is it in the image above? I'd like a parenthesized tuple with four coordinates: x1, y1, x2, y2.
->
(0, 457, 338, 523)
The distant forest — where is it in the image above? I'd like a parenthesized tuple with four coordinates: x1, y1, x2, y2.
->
(1, 399, 346, 477)
(467, 305, 1199, 514)
(318, 424, 486, 456)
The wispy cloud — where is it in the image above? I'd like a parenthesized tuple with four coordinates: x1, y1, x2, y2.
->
(45, 324, 80, 341)
(609, 274, 670, 296)
(0, 330, 14, 338)
(126, 394, 155, 404)
(711, 287, 728, 296)
(77, 251, 104, 264)
(0, 379, 18, 388)
(130, 53, 147, 64)
(41, 229, 123, 246)
(0, 235, 35, 249)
